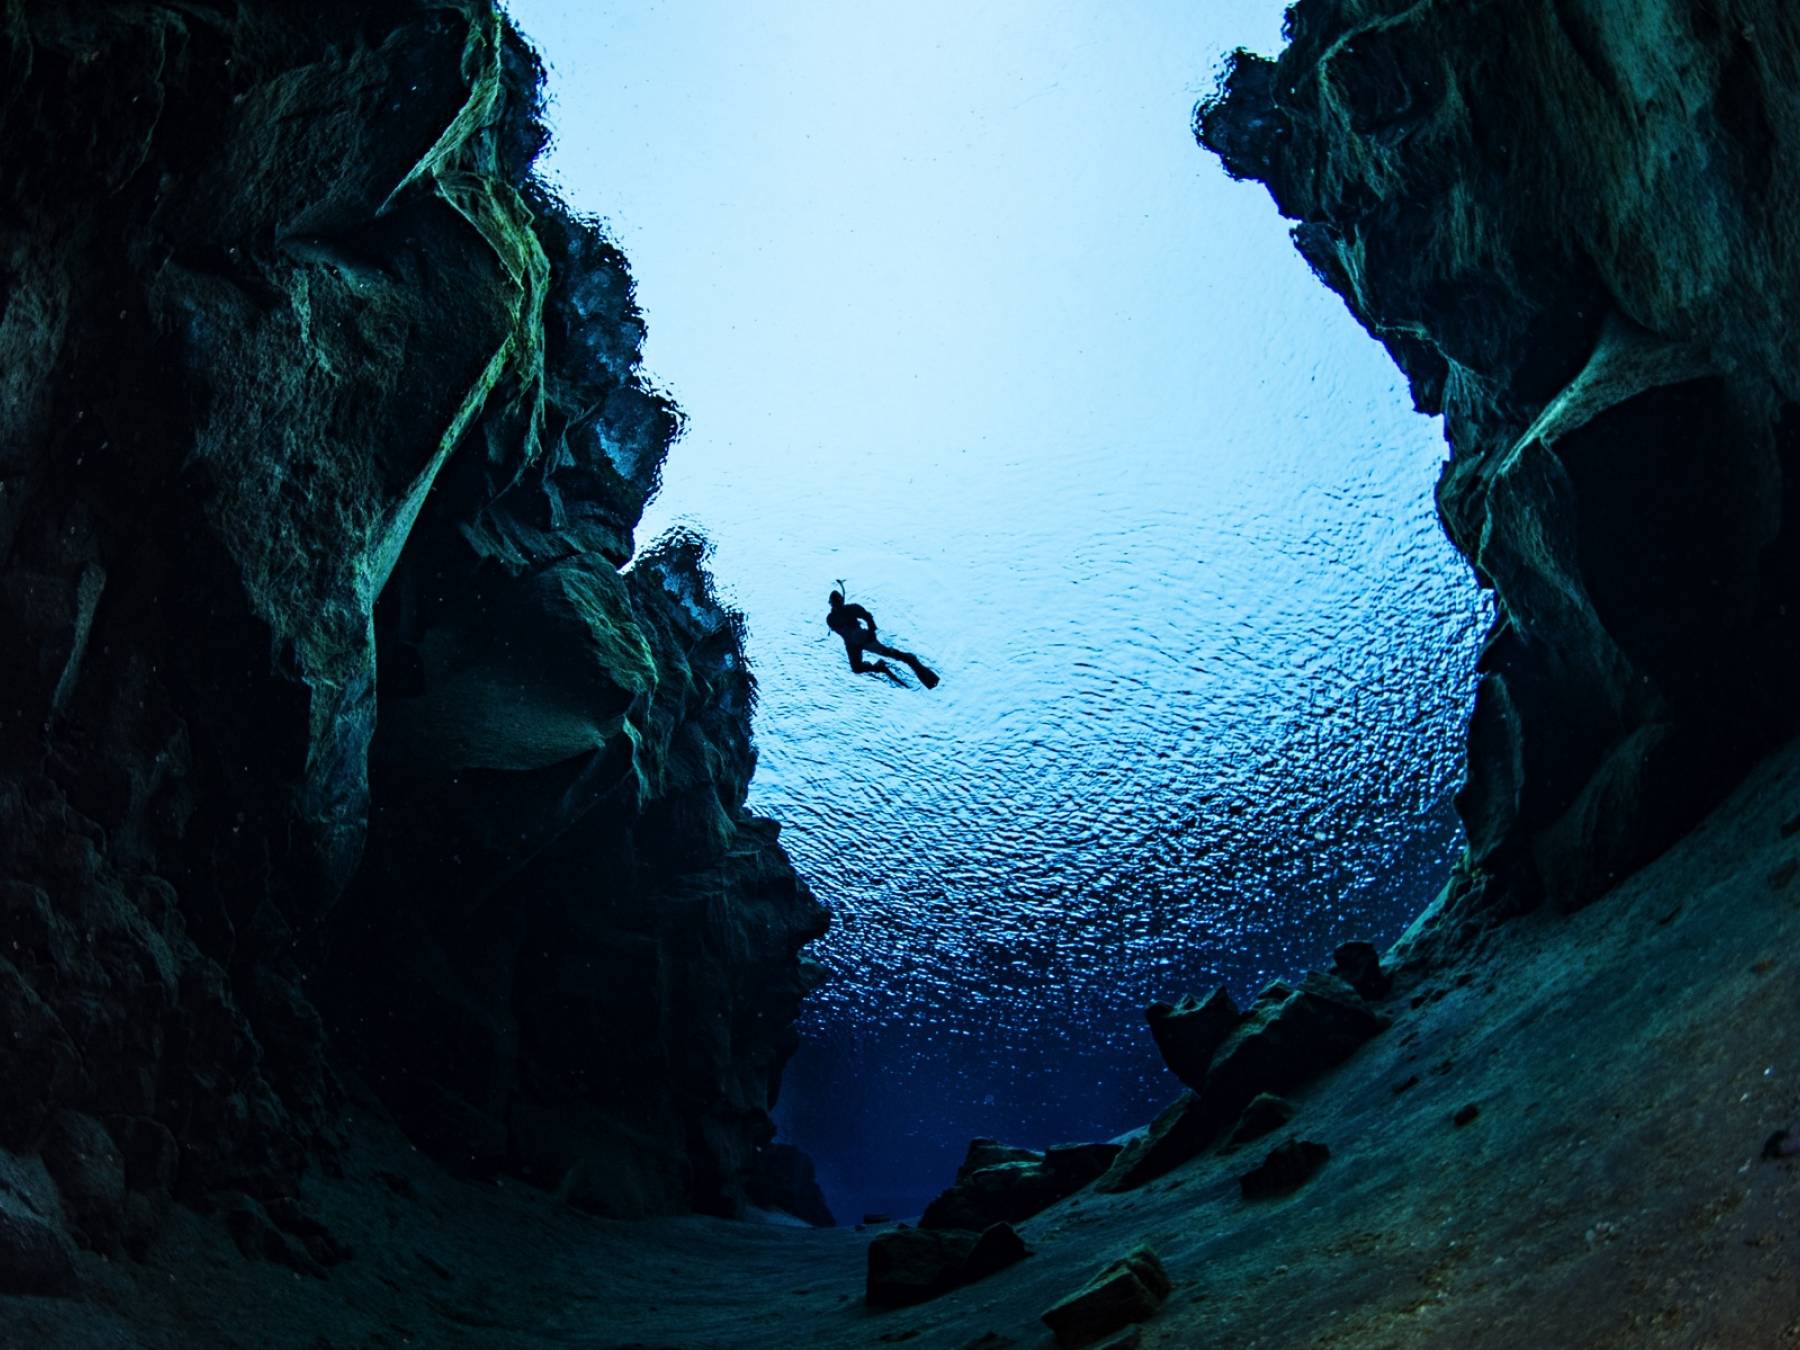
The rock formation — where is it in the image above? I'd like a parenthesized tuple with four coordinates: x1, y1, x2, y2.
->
(1201, 0, 1800, 925)
(865, 1221, 1031, 1309)
(0, 0, 824, 1259)
(920, 1139, 1121, 1232)
(1143, 987, 1241, 1091)
(1102, 968, 1386, 1190)
(1039, 1244, 1171, 1350)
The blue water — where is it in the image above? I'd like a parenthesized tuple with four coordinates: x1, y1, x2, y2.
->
(507, 0, 1491, 1222)
(677, 431, 1484, 1221)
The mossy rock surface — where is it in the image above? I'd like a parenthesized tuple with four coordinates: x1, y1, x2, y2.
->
(1202, 0, 1800, 925)
(0, 0, 822, 1227)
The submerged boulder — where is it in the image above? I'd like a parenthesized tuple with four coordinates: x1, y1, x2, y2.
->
(1330, 942, 1392, 1002)
(40, 1112, 125, 1254)
(958, 1139, 1042, 1177)
(1040, 1245, 1171, 1349)
(1145, 987, 1242, 1090)
(1096, 1093, 1218, 1194)
(1254, 979, 1295, 1006)
(1222, 1093, 1297, 1152)
(0, 1203, 78, 1298)
(1101, 973, 1385, 1191)
(922, 1140, 1121, 1231)
(1204, 973, 1388, 1115)
(0, 1153, 78, 1297)
(866, 1223, 1030, 1309)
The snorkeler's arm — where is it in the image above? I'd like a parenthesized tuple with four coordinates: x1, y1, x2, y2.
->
(846, 603, 876, 632)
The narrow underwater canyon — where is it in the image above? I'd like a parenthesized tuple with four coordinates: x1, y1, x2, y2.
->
(507, 0, 1492, 1229)
(0, 0, 1796, 1347)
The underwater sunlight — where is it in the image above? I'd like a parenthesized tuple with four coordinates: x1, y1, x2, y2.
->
(505, 0, 1490, 1220)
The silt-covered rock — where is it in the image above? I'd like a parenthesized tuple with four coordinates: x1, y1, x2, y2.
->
(921, 1140, 1121, 1231)
(866, 1223, 1031, 1309)
(1145, 986, 1242, 1090)
(1040, 1245, 1171, 1350)
(1101, 971, 1383, 1190)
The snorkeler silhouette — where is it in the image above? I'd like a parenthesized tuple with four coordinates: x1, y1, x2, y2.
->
(827, 586, 940, 689)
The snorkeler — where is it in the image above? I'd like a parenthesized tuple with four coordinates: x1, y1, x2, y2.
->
(827, 587, 940, 689)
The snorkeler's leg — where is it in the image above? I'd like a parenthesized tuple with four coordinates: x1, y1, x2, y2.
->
(867, 640, 940, 689)
(847, 643, 896, 678)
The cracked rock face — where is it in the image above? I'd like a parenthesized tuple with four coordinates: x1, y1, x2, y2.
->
(0, 0, 823, 1235)
(1201, 0, 1800, 925)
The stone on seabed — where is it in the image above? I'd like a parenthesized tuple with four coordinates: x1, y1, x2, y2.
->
(866, 1222, 1030, 1309)
(1144, 986, 1242, 1090)
(1040, 1244, 1171, 1349)
(922, 1139, 1122, 1231)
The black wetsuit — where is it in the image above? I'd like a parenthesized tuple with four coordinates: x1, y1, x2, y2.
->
(827, 599, 939, 687)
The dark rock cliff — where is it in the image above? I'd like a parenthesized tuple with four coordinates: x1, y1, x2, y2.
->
(1202, 0, 1800, 926)
(0, 0, 824, 1256)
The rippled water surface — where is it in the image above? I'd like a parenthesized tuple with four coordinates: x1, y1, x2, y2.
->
(510, 0, 1491, 1219)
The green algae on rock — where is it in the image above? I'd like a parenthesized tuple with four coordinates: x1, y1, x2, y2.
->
(0, 0, 824, 1250)
(1201, 0, 1800, 926)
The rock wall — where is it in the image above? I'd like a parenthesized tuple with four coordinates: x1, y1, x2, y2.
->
(0, 0, 824, 1254)
(1201, 0, 1800, 925)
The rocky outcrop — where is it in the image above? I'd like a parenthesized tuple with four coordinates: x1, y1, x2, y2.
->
(0, 0, 822, 1246)
(746, 1142, 836, 1228)
(1039, 1245, 1171, 1350)
(1144, 987, 1241, 1091)
(921, 1139, 1121, 1232)
(1201, 0, 1800, 925)
(865, 1222, 1031, 1309)
(331, 516, 826, 1217)
(1103, 970, 1385, 1190)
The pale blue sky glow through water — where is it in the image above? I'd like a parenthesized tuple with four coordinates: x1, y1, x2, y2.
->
(505, 0, 1490, 1220)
